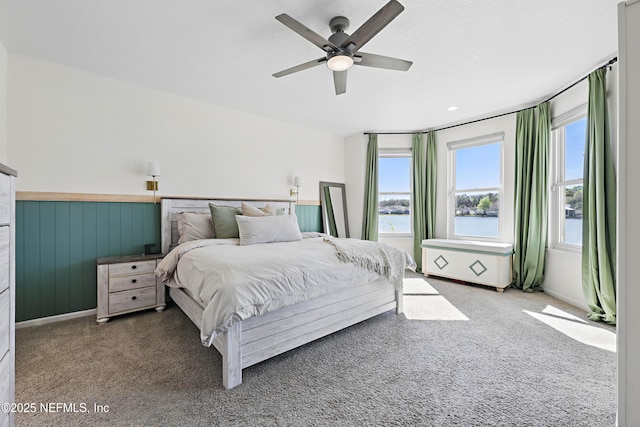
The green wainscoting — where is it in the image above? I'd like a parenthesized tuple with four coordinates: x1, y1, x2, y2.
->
(15, 201, 322, 322)
(15, 201, 161, 322)
(295, 204, 322, 233)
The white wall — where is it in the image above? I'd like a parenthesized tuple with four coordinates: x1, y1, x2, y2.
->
(6, 54, 344, 200)
(0, 40, 7, 164)
(344, 132, 367, 239)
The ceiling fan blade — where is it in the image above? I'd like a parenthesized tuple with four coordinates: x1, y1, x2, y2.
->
(340, 0, 404, 52)
(354, 52, 412, 71)
(333, 71, 347, 95)
(273, 58, 327, 78)
(276, 14, 337, 52)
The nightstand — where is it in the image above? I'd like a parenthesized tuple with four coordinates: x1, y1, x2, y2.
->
(96, 254, 165, 323)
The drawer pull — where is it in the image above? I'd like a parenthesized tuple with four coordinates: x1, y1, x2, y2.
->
(131, 296, 137, 300)
(131, 265, 137, 270)
(131, 279, 137, 283)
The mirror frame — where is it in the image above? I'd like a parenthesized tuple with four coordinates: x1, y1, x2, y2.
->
(319, 181, 349, 238)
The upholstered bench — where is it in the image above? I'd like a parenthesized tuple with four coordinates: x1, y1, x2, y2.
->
(421, 239, 513, 292)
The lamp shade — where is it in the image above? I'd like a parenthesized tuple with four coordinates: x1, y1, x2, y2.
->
(146, 161, 162, 177)
(326, 54, 354, 72)
(293, 176, 300, 187)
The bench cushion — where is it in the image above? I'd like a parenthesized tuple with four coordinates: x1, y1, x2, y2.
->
(421, 239, 513, 256)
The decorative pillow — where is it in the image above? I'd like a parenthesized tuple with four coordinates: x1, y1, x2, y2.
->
(241, 202, 276, 217)
(209, 204, 242, 239)
(177, 212, 215, 244)
(235, 214, 302, 246)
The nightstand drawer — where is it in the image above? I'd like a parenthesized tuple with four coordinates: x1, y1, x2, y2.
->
(109, 286, 157, 314)
(109, 273, 156, 293)
(109, 260, 156, 277)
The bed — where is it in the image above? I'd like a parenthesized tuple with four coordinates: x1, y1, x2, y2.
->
(158, 197, 413, 389)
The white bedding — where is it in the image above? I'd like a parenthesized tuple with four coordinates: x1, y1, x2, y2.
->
(156, 235, 414, 346)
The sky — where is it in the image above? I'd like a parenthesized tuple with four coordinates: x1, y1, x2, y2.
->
(455, 143, 501, 189)
(379, 157, 411, 193)
(378, 143, 501, 194)
(378, 118, 586, 195)
(565, 118, 586, 181)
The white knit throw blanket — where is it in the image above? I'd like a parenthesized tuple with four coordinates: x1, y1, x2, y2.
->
(323, 237, 415, 289)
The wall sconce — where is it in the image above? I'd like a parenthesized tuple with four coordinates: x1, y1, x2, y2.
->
(290, 176, 300, 204)
(146, 161, 161, 204)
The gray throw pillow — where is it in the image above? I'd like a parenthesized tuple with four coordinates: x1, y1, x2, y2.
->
(209, 204, 242, 239)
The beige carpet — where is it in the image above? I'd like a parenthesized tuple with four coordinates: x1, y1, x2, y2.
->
(15, 273, 616, 426)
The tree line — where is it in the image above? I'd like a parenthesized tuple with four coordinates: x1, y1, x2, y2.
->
(379, 198, 410, 208)
(378, 188, 582, 215)
(566, 185, 583, 210)
(456, 193, 499, 214)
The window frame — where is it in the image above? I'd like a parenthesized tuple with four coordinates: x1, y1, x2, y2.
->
(378, 148, 413, 238)
(550, 105, 587, 251)
(447, 132, 504, 242)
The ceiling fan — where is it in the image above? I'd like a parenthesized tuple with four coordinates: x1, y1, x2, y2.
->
(272, 0, 413, 95)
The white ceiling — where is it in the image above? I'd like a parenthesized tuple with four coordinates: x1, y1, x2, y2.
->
(0, 0, 619, 136)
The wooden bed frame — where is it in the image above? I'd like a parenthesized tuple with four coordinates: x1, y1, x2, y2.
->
(160, 197, 403, 389)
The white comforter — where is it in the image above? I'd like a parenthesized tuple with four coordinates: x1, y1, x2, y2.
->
(156, 235, 414, 346)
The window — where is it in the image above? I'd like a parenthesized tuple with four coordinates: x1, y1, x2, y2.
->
(378, 149, 412, 235)
(448, 133, 503, 240)
(551, 109, 586, 248)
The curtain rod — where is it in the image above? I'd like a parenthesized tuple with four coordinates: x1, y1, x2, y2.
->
(542, 56, 617, 103)
(363, 56, 618, 136)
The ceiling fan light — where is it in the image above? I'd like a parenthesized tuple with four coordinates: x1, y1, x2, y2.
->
(327, 54, 354, 72)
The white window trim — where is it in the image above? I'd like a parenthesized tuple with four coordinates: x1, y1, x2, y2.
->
(447, 133, 504, 242)
(378, 148, 413, 238)
(550, 106, 587, 252)
(551, 103, 587, 129)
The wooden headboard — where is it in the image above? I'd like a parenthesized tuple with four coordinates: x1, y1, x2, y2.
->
(160, 197, 294, 253)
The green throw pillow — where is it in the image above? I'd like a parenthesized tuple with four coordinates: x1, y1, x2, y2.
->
(208, 204, 242, 239)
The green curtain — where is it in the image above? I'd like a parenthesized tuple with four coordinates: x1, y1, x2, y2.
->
(513, 102, 550, 292)
(426, 132, 437, 240)
(582, 67, 616, 324)
(412, 134, 425, 271)
(361, 133, 378, 241)
(412, 132, 437, 272)
(323, 186, 338, 237)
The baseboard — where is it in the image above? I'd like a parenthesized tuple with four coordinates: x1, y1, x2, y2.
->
(16, 309, 97, 329)
(542, 289, 588, 311)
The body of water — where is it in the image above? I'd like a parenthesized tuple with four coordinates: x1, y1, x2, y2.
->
(564, 218, 582, 245)
(379, 215, 411, 233)
(379, 215, 501, 236)
(455, 216, 498, 238)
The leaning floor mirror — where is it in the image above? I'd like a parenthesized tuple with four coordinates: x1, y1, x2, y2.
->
(319, 181, 349, 238)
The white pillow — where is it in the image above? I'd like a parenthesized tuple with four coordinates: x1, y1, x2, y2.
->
(177, 212, 215, 244)
(235, 214, 302, 246)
